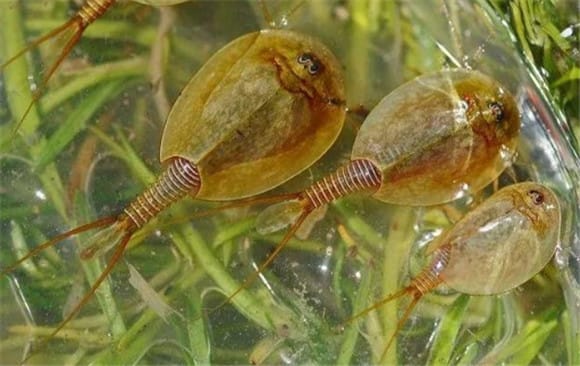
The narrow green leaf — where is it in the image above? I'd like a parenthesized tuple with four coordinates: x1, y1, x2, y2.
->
(0, 1, 40, 137)
(9, 220, 41, 278)
(185, 294, 211, 366)
(72, 192, 126, 340)
(427, 294, 471, 365)
(41, 58, 148, 113)
(510, 319, 558, 365)
(26, 19, 157, 48)
(456, 342, 479, 365)
(175, 224, 276, 332)
(34, 79, 128, 173)
(337, 266, 373, 365)
(492, 312, 558, 364)
(552, 67, 580, 88)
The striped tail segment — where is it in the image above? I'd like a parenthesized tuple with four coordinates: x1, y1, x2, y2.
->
(302, 159, 382, 209)
(411, 244, 451, 295)
(77, 0, 117, 28)
(123, 158, 201, 230)
(377, 244, 452, 361)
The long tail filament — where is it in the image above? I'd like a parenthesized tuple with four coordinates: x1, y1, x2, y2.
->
(3, 157, 199, 358)
(209, 159, 382, 314)
(1, 0, 117, 134)
(340, 245, 452, 363)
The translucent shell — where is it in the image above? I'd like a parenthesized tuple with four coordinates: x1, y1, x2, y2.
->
(352, 69, 520, 205)
(160, 29, 346, 200)
(429, 182, 561, 295)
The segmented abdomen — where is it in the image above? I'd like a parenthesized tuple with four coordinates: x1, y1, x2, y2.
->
(412, 244, 451, 295)
(303, 159, 382, 209)
(77, 0, 117, 27)
(123, 158, 201, 229)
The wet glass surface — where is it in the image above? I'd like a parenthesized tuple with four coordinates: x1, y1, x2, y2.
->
(0, 1, 578, 364)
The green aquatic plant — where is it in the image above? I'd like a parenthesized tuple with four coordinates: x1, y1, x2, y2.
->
(0, 1, 577, 365)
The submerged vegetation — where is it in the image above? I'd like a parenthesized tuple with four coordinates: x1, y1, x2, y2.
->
(0, 0, 578, 365)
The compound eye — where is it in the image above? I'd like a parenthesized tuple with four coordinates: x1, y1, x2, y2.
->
(308, 61, 321, 75)
(297, 53, 322, 75)
(527, 189, 545, 205)
(297, 53, 312, 64)
(488, 101, 505, 123)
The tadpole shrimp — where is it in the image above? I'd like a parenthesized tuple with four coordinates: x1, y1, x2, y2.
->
(0, 0, 188, 133)
(342, 182, 562, 362)
(1, 27, 346, 352)
(214, 68, 521, 308)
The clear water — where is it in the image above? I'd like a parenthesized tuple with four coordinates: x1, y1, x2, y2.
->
(0, 0, 578, 365)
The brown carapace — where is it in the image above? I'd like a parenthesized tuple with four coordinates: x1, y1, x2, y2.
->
(342, 182, 561, 362)
(0, 0, 295, 134)
(2, 28, 346, 352)
(218, 69, 521, 310)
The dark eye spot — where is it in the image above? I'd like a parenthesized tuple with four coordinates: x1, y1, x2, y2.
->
(308, 61, 320, 75)
(296, 52, 322, 75)
(297, 53, 311, 64)
(527, 189, 544, 205)
(488, 101, 505, 123)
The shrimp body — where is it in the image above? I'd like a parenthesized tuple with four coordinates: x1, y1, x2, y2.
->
(238, 69, 521, 315)
(430, 182, 561, 295)
(344, 182, 562, 361)
(1, 28, 346, 354)
(353, 69, 520, 205)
